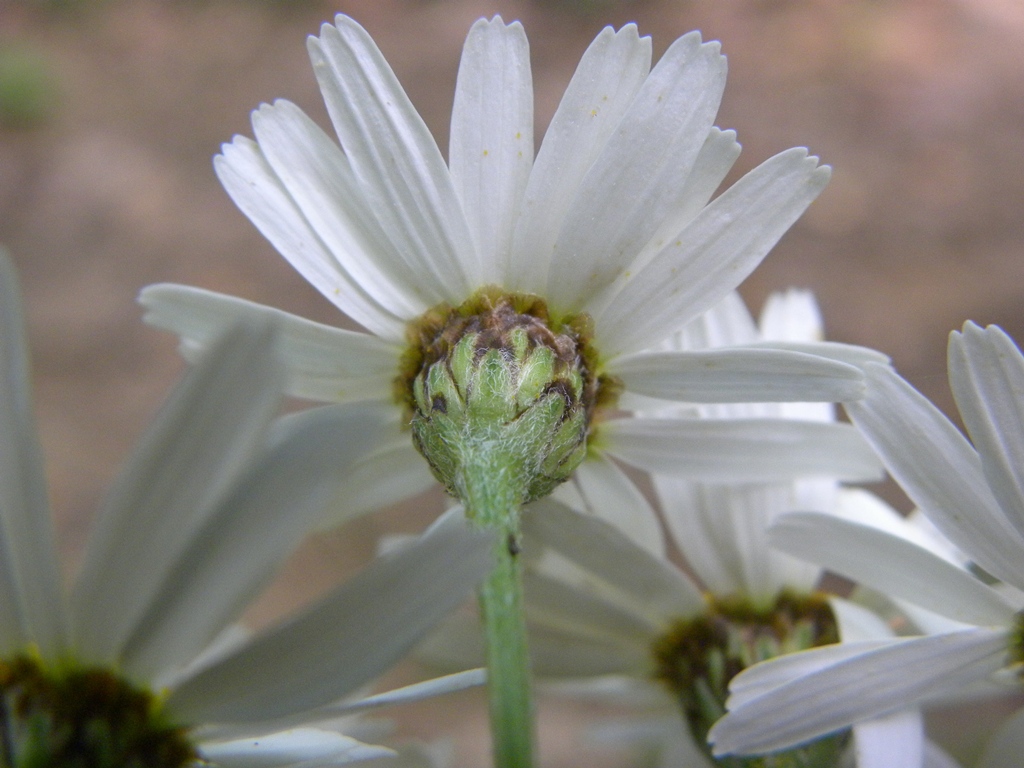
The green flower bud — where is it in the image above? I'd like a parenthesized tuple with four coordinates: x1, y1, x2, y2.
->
(403, 289, 600, 507)
(652, 592, 846, 768)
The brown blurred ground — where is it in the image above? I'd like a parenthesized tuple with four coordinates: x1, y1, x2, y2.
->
(1, 0, 1023, 765)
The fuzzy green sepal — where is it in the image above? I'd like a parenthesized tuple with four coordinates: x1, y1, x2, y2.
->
(410, 311, 589, 506)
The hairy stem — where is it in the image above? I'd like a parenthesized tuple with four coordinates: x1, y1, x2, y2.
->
(458, 440, 534, 768)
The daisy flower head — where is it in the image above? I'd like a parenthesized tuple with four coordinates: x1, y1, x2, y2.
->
(140, 14, 877, 518)
(708, 322, 1024, 761)
(0, 252, 493, 766)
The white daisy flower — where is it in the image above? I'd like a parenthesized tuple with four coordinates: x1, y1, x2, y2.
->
(708, 322, 1024, 760)
(139, 14, 883, 521)
(0, 253, 492, 766)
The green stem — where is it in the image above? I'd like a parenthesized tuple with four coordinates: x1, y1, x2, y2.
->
(458, 441, 535, 768)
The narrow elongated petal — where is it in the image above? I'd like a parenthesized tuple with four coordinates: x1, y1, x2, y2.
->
(525, 569, 660, 643)
(655, 479, 817, 601)
(508, 25, 652, 294)
(830, 596, 896, 642)
(746, 340, 891, 369)
(528, 623, 646, 677)
(624, 128, 741, 278)
(140, 284, 400, 404)
(310, 16, 476, 300)
(70, 323, 285, 665)
(327, 668, 486, 715)
(200, 728, 394, 767)
(596, 149, 831, 355)
(770, 513, 1017, 627)
(709, 629, 1009, 755)
(450, 17, 533, 283)
(572, 451, 665, 556)
(165, 514, 493, 723)
(852, 710, 923, 768)
(316, 439, 434, 530)
(608, 347, 864, 403)
(522, 499, 704, 627)
(0, 253, 65, 658)
(215, 137, 404, 340)
(724, 640, 902, 710)
(602, 417, 883, 482)
(198, 668, 488, 743)
(546, 32, 727, 311)
(948, 323, 1024, 542)
(251, 100, 432, 318)
(119, 406, 387, 681)
(847, 363, 1024, 589)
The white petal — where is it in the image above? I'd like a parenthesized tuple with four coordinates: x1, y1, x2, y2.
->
(525, 569, 659, 645)
(709, 629, 1009, 755)
(948, 323, 1024, 542)
(521, 499, 704, 627)
(0, 253, 66, 657)
(200, 728, 393, 768)
(316, 439, 434, 530)
(833, 488, 963, 565)
(626, 128, 742, 280)
(977, 705, 1024, 768)
(215, 137, 404, 340)
(724, 640, 903, 710)
(528, 623, 646, 677)
(676, 290, 759, 349)
(328, 668, 486, 715)
(449, 17, 533, 284)
(309, 16, 475, 301)
(139, 284, 400, 404)
(508, 24, 652, 294)
(250, 101, 431, 318)
(608, 347, 864, 403)
(745, 339, 891, 369)
(572, 451, 665, 556)
(546, 33, 727, 311)
(71, 323, 285, 666)
(601, 417, 883, 483)
(596, 148, 831, 356)
(758, 288, 823, 344)
(771, 513, 1017, 627)
(165, 513, 493, 724)
(655, 479, 818, 600)
(846, 362, 1024, 589)
(830, 596, 895, 643)
(211, 668, 488, 739)
(119, 405, 389, 682)
(852, 709, 924, 768)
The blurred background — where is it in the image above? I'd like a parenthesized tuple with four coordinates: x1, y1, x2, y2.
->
(1, 0, 1023, 764)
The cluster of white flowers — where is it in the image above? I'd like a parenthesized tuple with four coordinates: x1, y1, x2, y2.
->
(3, 11, 1020, 768)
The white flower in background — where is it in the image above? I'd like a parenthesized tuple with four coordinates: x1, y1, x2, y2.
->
(0, 253, 492, 766)
(140, 14, 882, 522)
(708, 323, 1024, 766)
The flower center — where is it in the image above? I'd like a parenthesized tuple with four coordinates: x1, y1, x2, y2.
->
(396, 287, 621, 504)
(652, 591, 845, 767)
(0, 654, 198, 768)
